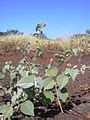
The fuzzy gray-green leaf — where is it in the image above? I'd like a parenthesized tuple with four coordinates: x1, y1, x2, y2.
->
(56, 73, 69, 90)
(44, 77, 56, 90)
(20, 100, 34, 116)
(46, 67, 58, 77)
(69, 68, 79, 81)
(17, 75, 35, 88)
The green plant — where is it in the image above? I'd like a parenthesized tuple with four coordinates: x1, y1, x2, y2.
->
(35, 41, 43, 57)
(55, 48, 79, 64)
(0, 54, 81, 119)
(33, 23, 47, 39)
(86, 28, 90, 34)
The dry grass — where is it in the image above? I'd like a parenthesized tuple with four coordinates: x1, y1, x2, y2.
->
(0, 34, 90, 53)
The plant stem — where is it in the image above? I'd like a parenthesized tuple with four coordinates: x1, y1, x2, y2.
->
(55, 85, 64, 113)
(63, 55, 72, 64)
(57, 95, 64, 113)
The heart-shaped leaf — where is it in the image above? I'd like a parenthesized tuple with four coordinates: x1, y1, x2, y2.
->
(69, 68, 79, 81)
(45, 67, 58, 77)
(35, 77, 44, 89)
(56, 73, 69, 90)
(17, 75, 35, 88)
(72, 48, 78, 56)
(59, 88, 69, 102)
(20, 100, 34, 116)
(44, 77, 56, 90)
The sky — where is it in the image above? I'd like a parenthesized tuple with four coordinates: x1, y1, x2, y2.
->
(0, 0, 90, 38)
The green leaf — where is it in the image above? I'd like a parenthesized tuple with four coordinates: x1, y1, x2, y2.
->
(60, 58, 65, 63)
(17, 88, 23, 98)
(45, 67, 58, 77)
(20, 100, 34, 116)
(10, 71, 17, 81)
(10, 71, 19, 85)
(16, 64, 22, 71)
(0, 72, 4, 80)
(64, 68, 71, 75)
(69, 68, 79, 81)
(2, 64, 10, 73)
(31, 66, 38, 74)
(19, 69, 28, 77)
(72, 48, 78, 56)
(44, 77, 56, 90)
(0, 103, 13, 119)
(39, 91, 54, 106)
(59, 55, 65, 62)
(43, 91, 54, 102)
(2, 66, 7, 74)
(35, 77, 44, 89)
(11, 91, 17, 104)
(56, 73, 69, 90)
(17, 75, 35, 88)
(11, 88, 23, 104)
(59, 88, 69, 102)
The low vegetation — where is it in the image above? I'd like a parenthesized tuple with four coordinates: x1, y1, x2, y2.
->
(0, 26, 90, 119)
(0, 47, 88, 119)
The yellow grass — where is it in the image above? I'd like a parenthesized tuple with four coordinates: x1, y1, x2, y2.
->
(0, 35, 90, 53)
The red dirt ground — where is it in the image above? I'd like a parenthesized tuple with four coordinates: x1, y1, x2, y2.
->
(0, 50, 90, 120)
